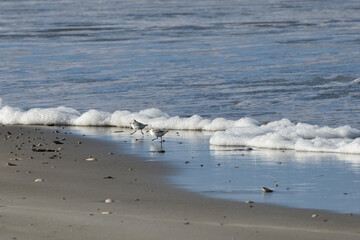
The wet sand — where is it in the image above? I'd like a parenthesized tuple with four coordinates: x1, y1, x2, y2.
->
(0, 125, 359, 240)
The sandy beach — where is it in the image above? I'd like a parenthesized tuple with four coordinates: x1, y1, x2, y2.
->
(0, 125, 359, 240)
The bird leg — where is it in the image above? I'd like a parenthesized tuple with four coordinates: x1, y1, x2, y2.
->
(130, 130, 136, 135)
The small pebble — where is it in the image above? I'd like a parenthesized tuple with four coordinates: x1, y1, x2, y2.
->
(312, 214, 318, 218)
(34, 178, 45, 183)
(101, 212, 112, 215)
(105, 199, 113, 203)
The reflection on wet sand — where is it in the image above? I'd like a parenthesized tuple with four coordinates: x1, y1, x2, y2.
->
(67, 126, 360, 213)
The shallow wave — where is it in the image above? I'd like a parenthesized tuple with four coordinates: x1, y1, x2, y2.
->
(0, 102, 255, 131)
(1, 101, 360, 154)
(210, 119, 360, 154)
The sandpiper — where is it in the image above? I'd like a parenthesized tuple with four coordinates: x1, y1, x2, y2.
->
(148, 128, 168, 142)
(130, 119, 148, 135)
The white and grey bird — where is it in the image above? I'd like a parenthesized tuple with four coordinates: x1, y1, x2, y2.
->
(148, 128, 168, 142)
(130, 119, 148, 135)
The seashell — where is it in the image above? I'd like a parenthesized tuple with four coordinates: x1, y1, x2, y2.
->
(5, 162, 17, 167)
(105, 199, 113, 203)
(34, 178, 45, 182)
(85, 157, 96, 161)
(312, 214, 318, 218)
(101, 211, 112, 215)
(262, 187, 273, 193)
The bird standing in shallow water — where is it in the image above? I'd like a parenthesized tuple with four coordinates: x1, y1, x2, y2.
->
(148, 129, 168, 142)
(130, 119, 148, 135)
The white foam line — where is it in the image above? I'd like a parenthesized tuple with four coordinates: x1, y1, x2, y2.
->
(1, 100, 360, 154)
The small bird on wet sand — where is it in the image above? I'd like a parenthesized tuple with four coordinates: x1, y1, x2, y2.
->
(148, 128, 168, 142)
(130, 119, 148, 135)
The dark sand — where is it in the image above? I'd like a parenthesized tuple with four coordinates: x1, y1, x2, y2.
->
(0, 125, 359, 240)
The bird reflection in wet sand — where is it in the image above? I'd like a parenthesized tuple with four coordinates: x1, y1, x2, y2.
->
(149, 144, 166, 154)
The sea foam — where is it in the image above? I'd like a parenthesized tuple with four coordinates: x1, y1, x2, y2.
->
(0, 102, 255, 131)
(210, 119, 360, 154)
(1, 101, 360, 154)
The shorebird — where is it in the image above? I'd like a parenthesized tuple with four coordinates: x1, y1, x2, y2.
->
(148, 128, 168, 142)
(130, 119, 148, 135)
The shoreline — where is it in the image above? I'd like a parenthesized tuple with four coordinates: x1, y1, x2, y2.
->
(0, 125, 359, 240)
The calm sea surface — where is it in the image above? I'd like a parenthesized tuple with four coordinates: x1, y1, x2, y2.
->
(1, 0, 360, 127)
(1, 0, 360, 213)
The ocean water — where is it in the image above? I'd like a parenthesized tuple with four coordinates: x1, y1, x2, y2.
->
(1, 0, 360, 213)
